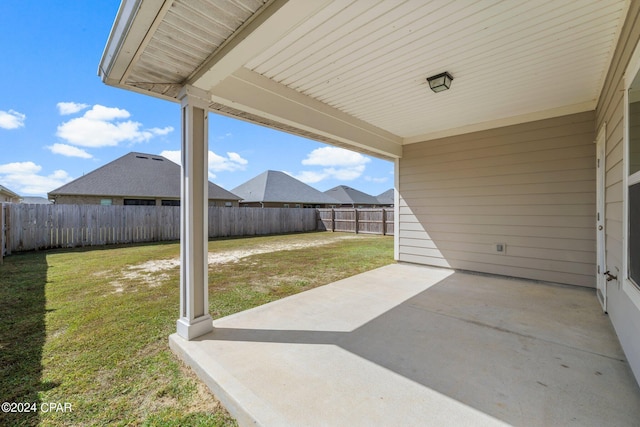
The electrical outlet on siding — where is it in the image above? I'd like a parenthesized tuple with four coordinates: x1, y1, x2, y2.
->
(495, 243, 506, 255)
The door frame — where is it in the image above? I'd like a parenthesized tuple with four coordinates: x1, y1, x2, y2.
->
(596, 123, 607, 312)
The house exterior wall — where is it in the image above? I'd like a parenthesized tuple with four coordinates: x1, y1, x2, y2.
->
(52, 195, 128, 205)
(51, 195, 238, 207)
(0, 194, 20, 203)
(210, 200, 239, 207)
(399, 111, 596, 287)
(595, 0, 640, 385)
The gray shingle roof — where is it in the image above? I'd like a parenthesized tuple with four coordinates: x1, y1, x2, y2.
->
(324, 185, 380, 205)
(231, 170, 340, 205)
(48, 152, 240, 200)
(377, 189, 394, 205)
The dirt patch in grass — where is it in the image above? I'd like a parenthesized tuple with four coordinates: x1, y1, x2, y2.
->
(0, 232, 392, 426)
(106, 234, 364, 293)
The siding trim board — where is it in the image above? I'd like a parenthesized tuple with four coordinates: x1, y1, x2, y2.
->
(399, 111, 596, 288)
(593, 0, 640, 384)
(623, 38, 640, 310)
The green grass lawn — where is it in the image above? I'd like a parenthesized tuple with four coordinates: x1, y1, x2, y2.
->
(0, 232, 393, 426)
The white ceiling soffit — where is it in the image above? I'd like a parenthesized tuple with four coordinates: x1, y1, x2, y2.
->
(243, 0, 628, 143)
(101, 0, 628, 155)
(100, 0, 274, 98)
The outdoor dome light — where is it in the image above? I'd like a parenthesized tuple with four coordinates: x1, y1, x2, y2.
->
(427, 71, 453, 93)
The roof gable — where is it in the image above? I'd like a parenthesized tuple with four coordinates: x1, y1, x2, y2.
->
(232, 170, 339, 204)
(48, 152, 240, 200)
(0, 184, 20, 199)
(377, 189, 394, 205)
(325, 185, 379, 205)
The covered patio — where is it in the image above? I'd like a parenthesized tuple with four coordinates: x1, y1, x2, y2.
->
(170, 263, 640, 426)
(99, 0, 640, 424)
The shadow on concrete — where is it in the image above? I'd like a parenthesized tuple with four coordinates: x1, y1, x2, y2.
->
(196, 271, 640, 426)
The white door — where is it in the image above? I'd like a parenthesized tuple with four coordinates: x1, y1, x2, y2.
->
(596, 125, 607, 312)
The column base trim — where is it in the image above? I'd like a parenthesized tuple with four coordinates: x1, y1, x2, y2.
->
(176, 314, 214, 340)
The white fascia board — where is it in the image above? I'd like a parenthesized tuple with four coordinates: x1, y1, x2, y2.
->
(403, 101, 597, 144)
(191, 0, 332, 90)
(208, 68, 402, 159)
(98, 0, 171, 85)
(595, 0, 631, 107)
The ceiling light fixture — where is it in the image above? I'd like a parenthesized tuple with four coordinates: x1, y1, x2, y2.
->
(427, 72, 453, 93)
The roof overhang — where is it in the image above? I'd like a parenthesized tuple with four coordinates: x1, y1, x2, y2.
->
(100, 0, 630, 160)
(0, 186, 20, 199)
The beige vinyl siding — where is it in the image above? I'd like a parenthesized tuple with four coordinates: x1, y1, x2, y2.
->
(399, 111, 595, 287)
(595, 0, 640, 384)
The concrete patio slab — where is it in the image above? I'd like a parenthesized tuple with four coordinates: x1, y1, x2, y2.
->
(170, 263, 640, 426)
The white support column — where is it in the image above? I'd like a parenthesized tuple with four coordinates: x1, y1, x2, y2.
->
(176, 85, 213, 340)
(394, 158, 400, 261)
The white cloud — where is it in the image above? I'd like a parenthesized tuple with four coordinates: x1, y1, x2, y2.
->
(84, 105, 130, 121)
(364, 176, 389, 184)
(0, 161, 41, 175)
(302, 147, 370, 167)
(221, 151, 249, 170)
(0, 161, 73, 196)
(0, 109, 26, 129)
(160, 150, 248, 180)
(160, 150, 181, 165)
(293, 146, 370, 184)
(56, 104, 173, 148)
(57, 102, 89, 115)
(291, 165, 367, 184)
(47, 143, 93, 159)
(149, 126, 173, 136)
(285, 170, 327, 184)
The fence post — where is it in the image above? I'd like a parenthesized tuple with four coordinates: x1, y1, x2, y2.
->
(331, 208, 335, 232)
(381, 208, 387, 236)
(0, 203, 4, 264)
(5, 204, 10, 256)
(353, 208, 358, 234)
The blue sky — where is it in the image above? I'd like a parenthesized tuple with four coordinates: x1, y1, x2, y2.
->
(0, 1, 393, 199)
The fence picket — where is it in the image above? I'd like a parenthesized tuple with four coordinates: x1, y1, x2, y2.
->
(317, 208, 394, 235)
(1, 205, 392, 255)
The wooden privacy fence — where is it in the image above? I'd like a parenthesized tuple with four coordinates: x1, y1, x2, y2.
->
(1, 204, 318, 254)
(317, 208, 394, 235)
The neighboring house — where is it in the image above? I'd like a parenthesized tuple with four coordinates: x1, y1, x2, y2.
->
(99, 0, 640, 387)
(20, 197, 52, 205)
(48, 152, 241, 207)
(0, 185, 20, 203)
(324, 185, 380, 208)
(231, 170, 339, 208)
(376, 189, 394, 207)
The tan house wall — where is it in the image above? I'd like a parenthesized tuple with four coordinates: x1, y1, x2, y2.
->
(52, 195, 127, 205)
(52, 195, 239, 207)
(595, 0, 640, 385)
(209, 200, 239, 207)
(399, 111, 596, 287)
(0, 194, 20, 203)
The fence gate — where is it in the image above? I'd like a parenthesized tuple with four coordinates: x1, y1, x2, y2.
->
(316, 208, 394, 235)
